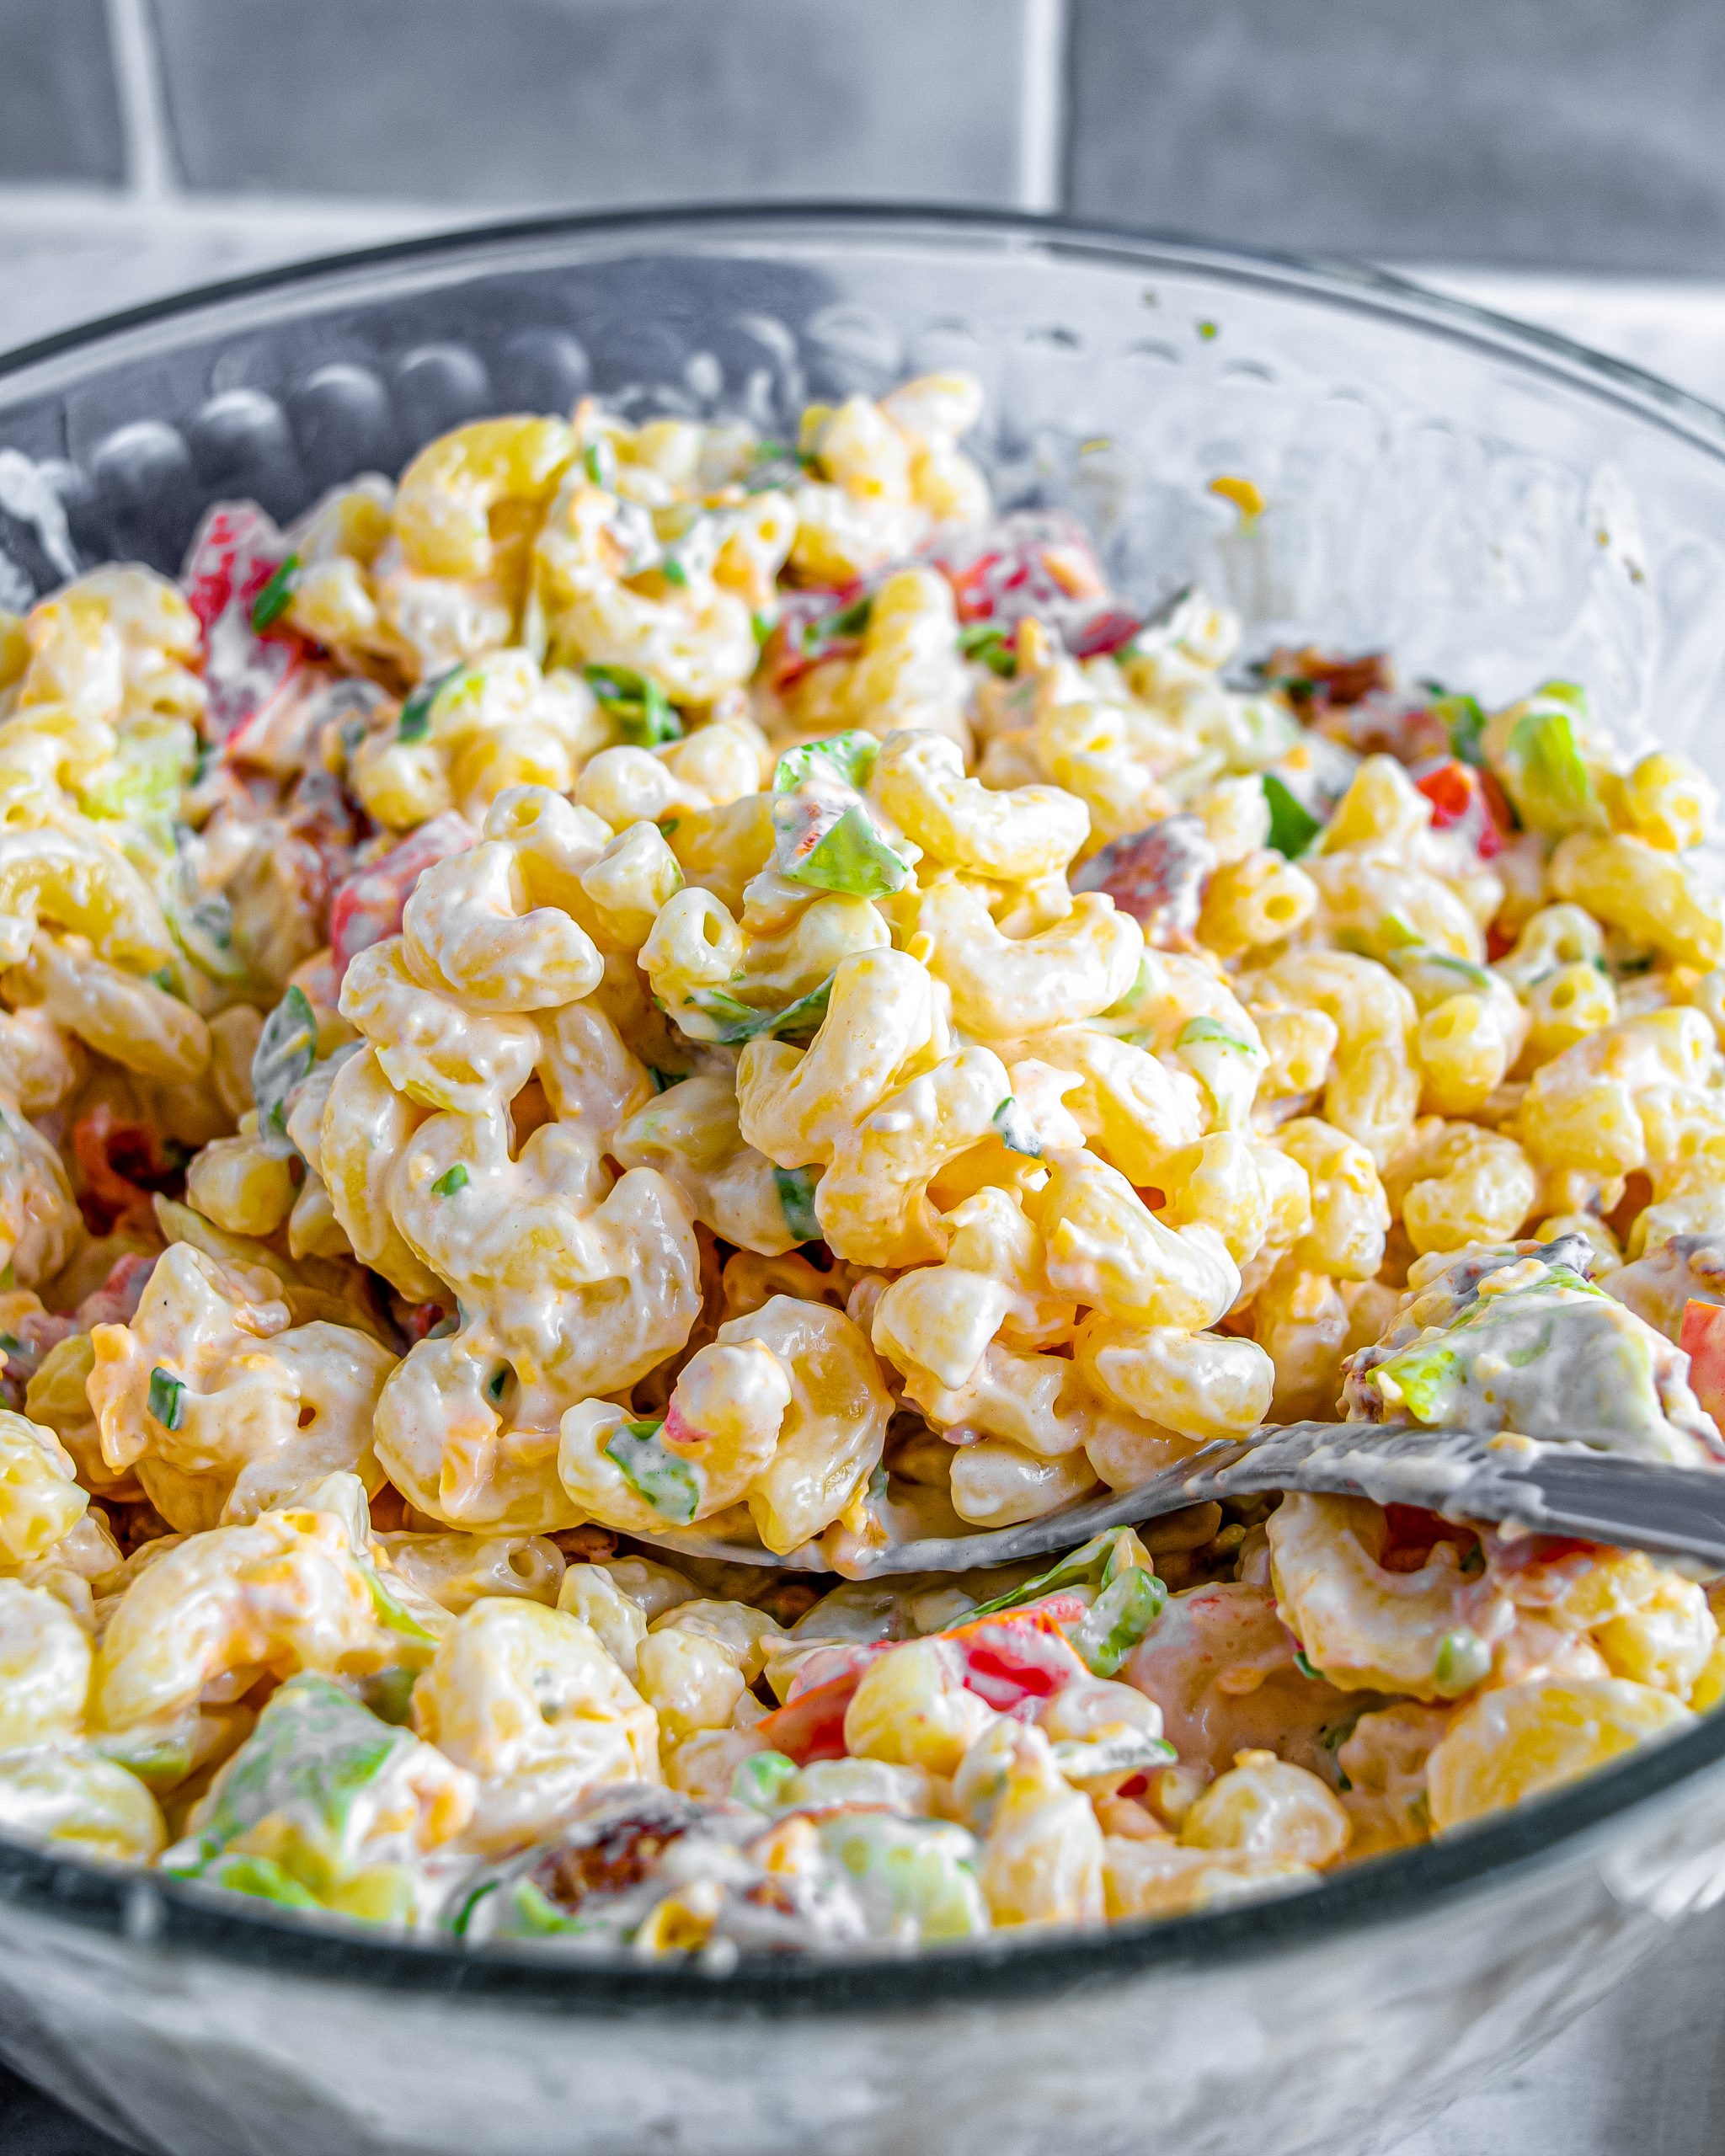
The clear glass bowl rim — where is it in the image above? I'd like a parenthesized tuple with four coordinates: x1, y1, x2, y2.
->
(4, 198, 1725, 2016)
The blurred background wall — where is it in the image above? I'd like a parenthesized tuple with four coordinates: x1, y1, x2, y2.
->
(5, 0, 1725, 393)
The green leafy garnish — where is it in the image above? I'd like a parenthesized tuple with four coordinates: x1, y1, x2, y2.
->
(1293, 1649, 1323, 1681)
(968, 1526, 1158, 1620)
(431, 1165, 468, 1198)
(1262, 772, 1323, 857)
(1071, 1568, 1167, 1678)
(1423, 684, 1487, 768)
(250, 985, 317, 1150)
(604, 1417, 701, 1524)
(486, 1366, 510, 1404)
(250, 555, 301, 632)
(582, 439, 616, 488)
(147, 1367, 186, 1432)
(771, 729, 880, 795)
(1372, 1341, 1463, 1422)
(585, 664, 681, 747)
(660, 554, 688, 589)
(958, 623, 1017, 677)
(1498, 691, 1604, 835)
(991, 1097, 1043, 1157)
(779, 803, 910, 899)
(689, 973, 834, 1045)
(772, 1165, 822, 1244)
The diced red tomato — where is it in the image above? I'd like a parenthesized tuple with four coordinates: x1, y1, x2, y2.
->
(1681, 1299, 1725, 1438)
(1414, 759, 1507, 858)
(328, 811, 478, 975)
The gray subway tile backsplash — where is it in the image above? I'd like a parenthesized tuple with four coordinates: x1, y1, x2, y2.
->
(0, 0, 126, 187)
(1065, 0, 1725, 275)
(150, 0, 1028, 209)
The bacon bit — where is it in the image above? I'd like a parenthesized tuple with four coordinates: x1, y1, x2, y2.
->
(531, 1810, 695, 1911)
(555, 1524, 620, 1563)
(1264, 646, 1392, 711)
(74, 1251, 157, 1331)
(1378, 1503, 1478, 1575)
(1071, 814, 1215, 946)
(72, 1107, 184, 1237)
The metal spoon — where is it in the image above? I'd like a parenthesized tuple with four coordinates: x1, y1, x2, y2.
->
(630, 1422, 1725, 1580)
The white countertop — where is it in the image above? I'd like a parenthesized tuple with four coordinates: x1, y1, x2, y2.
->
(5, 225, 1725, 2154)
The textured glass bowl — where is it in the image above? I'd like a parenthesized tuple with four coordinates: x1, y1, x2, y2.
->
(6, 205, 1725, 2156)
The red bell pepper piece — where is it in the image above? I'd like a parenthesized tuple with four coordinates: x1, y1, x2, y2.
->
(1413, 759, 1507, 859)
(328, 811, 478, 975)
(179, 503, 313, 751)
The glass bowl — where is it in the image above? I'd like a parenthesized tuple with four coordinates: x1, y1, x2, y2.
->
(6, 204, 1725, 2156)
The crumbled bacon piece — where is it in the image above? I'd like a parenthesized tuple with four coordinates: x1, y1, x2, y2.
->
(1071, 814, 1216, 946)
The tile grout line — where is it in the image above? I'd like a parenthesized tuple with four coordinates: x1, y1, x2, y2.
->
(1017, 0, 1068, 214)
(104, 0, 176, 200)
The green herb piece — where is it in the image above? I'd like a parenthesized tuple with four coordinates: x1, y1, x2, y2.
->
(604, 1417, 701, 1524)
(147, 1367, 186, 1432)
(750, 611, 773, 647)
(771, 728, 880, 795)
(958, 623, 1017, 677)
(781, 802, 910, 899)
(78, 720, 199, 826)
(814, 594, 873, 641)
(250, 985, 317, 1149)
(814, 1813, 988, 1944)
(1434, 1628, 1491, 1695)
(1177, 1015, 1256, 1058)
(731, 1750, 798, 1812)
(250, 555, 301, 632)
(583, 439, 616, 488)
(1293, 1649, 1322, 1681)
(1423, 684, 1488, 768)
(1262, 772, 1323, 858)
(431, 1164, 468, 1198)
(585, 664, 681, 747)
(198, 1854, 323, 1910)
(486, 1366, 510, 1404)
(660, 554, 688, 589)
(1071, 1568, 1168, 1678)
(0, 1332, 21, 1358)
(991, 1097, 1043, 1158)
(1460, 1544, 1486, 1577)
(396, 666, 462, 744)
(772, 1165, 822, 1244)
(647, 1066, 684, 1094)
(1499, 693, 1604, 836)
(690, 973, 834, 1046)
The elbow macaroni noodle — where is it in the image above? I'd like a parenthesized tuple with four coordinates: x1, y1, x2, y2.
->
(0, 366, 1721, 1953)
